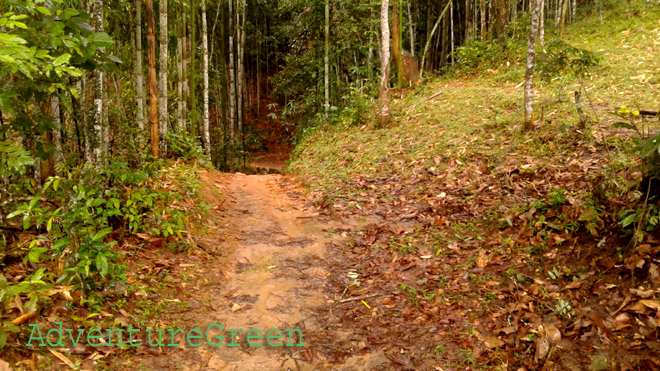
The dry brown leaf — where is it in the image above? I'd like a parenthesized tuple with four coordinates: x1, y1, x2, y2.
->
(48, 349, 75, 369)
(639, 300, 660, 310)
(0, 359, 11, 371)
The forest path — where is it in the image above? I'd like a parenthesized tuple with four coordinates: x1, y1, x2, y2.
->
(141, 170, 348, 370)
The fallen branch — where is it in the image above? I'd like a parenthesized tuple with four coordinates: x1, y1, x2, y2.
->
(336, 293, 380, 304)
(412, 91, 442, 108)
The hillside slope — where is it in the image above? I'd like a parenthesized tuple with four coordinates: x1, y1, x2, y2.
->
(291, 2, 660, 369)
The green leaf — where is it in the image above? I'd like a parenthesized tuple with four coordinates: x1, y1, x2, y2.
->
(96, 254, 108, 277)
(28, 196, 39, 210)
(0, 330, 7, 348)
(92, 227, 113, 242)
(53, 53, 71, 67)
(92, 32, 113, 47)
(36, 6, 52, 15)
(6, 209, 23, 219)
(108, 55, 122, 64)
(620, 213, 636, 228)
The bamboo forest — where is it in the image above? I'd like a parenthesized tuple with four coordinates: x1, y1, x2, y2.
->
(1, 0, 659, 369)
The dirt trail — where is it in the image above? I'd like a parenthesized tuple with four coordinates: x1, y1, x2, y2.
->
(143, 171, 332, 370)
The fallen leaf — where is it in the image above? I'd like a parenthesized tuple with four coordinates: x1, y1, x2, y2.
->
(48, 349, 75, 368)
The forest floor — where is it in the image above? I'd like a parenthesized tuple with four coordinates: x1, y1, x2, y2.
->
(106, 170, 395, 370)
(285, 4, 660, 370)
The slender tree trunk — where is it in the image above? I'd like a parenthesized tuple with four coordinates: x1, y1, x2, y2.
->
(450, 0, 454, 65)
(182, 13, 189, 128)
(177, 22, 184, 131)
(228, 0, 236, 142)
(559, 0, 568, 37)
(158, 0, 168, 157)
(146, 0, 159, 157)
(51, 95, 64, 174)
(524, 0, 540, 130)
(190, 0, 196, 136)
(93, 0, 105, 164)
(135, 0, 145, 134)
(407, 0, 415, 56)
(511, 0, 518, 23)
(368, 7, 374, 78)
(378, 0, 391, 127)
(465, 0, 473, 40)
(324, 0, 330, 113)
(539, 0, 545, 46)
(392, 0, 401, 85)
(201, 0, 210, 157)
(572, 0, 576, 22)
(238, 0, 246, 156)
(480, 0, 486, 41)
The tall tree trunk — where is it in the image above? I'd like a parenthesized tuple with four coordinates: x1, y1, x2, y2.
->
(177, 22, 184, 131)
(480, 0, 486, 41)
(450, 0, 454, 65)
(378, 0, 391, 127)
(571, 0, 576, 22)
(465, 0, 473, 40)
(524, 0, 540, 130)
(539, 0, 544, 47)
(392, 0, 401, 85)
(407, 0, 415, 56)
(135, 0, 145, 134)
(158, 0, 168, 158)
(324, 0, 330, 113)
(237, 0, 246, 156)
(190, 0, 197, 136)
(201, 0, 210, 157)
(51, 95, 64, 173)
(93, 0, 105, 164)
(559, 0, 568, 37)
(497, 0, 507, 40)
(511, 0, 518, 23)
(146, 0, 159, 157)
(182, 13, 189, 129)
(228, 0, 236, 142)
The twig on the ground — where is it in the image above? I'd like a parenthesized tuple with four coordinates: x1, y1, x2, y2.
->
(336, 293, 380, 304)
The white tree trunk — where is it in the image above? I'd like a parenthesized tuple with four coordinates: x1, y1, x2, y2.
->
(135, 0, 145, 133)
(572, 0, 576, 23)
(378, 0, 390, 126)
(524, 0, 540, 129)
(93, 0, 105, 164)
(158, 0, 168, 157)
(201, 0, 210, 157)
(407, 0, 415, 57)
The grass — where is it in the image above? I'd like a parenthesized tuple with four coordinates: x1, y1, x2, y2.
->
(291, 1, 660, 199)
